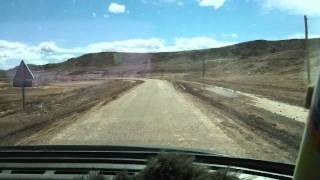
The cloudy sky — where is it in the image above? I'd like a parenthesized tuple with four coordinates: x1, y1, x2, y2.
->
(1, 0, 320, 69)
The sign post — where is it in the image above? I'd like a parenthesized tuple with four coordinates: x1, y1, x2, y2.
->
(13, 60, 34, 108)
(22, 86, 25, 108)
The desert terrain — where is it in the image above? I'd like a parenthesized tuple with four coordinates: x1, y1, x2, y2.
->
(1, 38, 320, 164)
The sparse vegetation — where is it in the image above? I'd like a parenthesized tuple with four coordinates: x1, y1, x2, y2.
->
(0, 70, 8, 84)
(0, 79, 142, 145)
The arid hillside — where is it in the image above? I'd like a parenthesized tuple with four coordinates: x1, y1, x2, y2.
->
(6, 38, 320, 106)
(7, 38, 320, 76)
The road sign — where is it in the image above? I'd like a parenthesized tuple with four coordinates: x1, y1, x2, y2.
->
(13, 60, 34, 108)
(13, 60, 34, 87)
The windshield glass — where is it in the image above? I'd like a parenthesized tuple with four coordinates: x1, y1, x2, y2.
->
(0, 0, 319, 165)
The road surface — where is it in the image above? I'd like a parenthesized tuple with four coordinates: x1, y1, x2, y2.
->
(39, 79, 246, 156)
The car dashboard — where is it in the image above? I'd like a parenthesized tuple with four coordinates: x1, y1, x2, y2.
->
(0, 145, 294, 180)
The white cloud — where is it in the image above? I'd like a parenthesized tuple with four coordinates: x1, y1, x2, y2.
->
(0, 41, 82, 69)
(222, 33, 238, 38)
(0, 37, 236, 69)
(168, 37, 234, 51)
(108, 2, 126, 14)
(38, 42, 61, 53)
(0, 40, 26, 49)
(260, 0, 320, 16)
(87, 38, 166, 53)
(46, 54, 76, 61)
(178, 2, 183, 6)
(0, 40, 41, 61)
(198, 0, 226, 9)
(0, 61, 6, 70)
(86, 37, 235, 53)
(287, 33, 320, 39)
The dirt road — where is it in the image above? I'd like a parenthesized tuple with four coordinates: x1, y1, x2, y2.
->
(20, 79, 246, 156)
(17, 78, 307, 163)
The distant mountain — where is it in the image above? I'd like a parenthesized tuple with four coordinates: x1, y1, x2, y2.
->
(6, 38, 320, 83)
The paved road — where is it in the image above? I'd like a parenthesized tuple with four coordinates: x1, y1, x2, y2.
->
(47, 79, 245, 156)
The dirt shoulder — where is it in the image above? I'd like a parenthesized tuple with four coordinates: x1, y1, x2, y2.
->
(172, 80, 306, 164)
(0, 79, 143, 145)
(179, 75, 306, 107)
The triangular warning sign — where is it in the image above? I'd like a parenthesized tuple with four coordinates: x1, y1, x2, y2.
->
(13, 60, 34, 87)
(13, 60, 34, 81)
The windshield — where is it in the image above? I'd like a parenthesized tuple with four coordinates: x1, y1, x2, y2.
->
(0, 0, 319, 165)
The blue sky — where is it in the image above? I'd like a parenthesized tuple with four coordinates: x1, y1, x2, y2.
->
(1, 0, 320, 69)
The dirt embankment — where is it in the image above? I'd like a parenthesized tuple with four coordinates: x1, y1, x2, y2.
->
(0, 79, 143, 145)
(172, 80, 306, 163)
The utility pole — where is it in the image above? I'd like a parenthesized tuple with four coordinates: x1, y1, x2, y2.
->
(304, 15, 311, 84)
(202, 58, 206, 77)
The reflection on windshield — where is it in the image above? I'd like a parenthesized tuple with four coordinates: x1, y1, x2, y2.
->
(0, 0, 320, 165)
